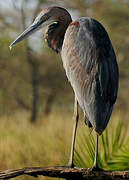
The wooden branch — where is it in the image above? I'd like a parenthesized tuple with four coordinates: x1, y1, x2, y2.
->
(0, 166, 129, 180)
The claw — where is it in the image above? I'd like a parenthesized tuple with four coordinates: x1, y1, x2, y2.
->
(68, 161, 75, 168)
(88, 166, 104, 172)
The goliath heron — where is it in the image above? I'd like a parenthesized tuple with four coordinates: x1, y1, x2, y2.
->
(10, 6, 119, 170)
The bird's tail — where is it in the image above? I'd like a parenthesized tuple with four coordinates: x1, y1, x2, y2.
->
(95, 104, 113, 135)
(84, 115, 93, 128)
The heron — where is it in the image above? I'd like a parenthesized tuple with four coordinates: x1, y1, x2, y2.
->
(9, 6, 119, 170)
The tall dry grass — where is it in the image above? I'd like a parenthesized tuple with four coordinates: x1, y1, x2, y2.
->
(0, 107, 128, 179)
(0, 108, 73, 180)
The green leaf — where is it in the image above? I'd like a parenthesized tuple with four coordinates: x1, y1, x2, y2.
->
(74, 115, 129, 170)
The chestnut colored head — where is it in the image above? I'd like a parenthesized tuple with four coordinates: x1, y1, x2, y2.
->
(10, 6, 72, 53)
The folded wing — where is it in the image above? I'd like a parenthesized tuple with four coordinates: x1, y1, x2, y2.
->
(61, 17, 119, 134)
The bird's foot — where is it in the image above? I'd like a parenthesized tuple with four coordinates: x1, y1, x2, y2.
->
(67, 161, 75, 168)
(88, 165, 104, 172)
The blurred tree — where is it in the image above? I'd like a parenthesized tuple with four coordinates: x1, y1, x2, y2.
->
(0, 0, 72, 121)
(0, 0, 45, 122)
(18, 0, 42, 122)
(0, 0, 128, 121)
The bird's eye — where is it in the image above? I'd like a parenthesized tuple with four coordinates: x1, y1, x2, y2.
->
(42, 15, 48, 21)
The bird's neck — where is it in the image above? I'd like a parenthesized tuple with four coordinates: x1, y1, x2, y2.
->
(44, 19, 72, 53)
(45, 27, 65, 53)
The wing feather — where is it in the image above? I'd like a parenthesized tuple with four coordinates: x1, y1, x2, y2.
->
(61, 17, 119, 134)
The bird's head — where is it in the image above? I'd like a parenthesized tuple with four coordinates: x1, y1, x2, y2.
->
(10, 6, 72, 53)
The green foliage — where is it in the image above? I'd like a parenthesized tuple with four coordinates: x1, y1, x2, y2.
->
(74, 114, 129, 170)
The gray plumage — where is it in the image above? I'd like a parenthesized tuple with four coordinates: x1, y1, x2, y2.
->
(61, 17, 119, 135)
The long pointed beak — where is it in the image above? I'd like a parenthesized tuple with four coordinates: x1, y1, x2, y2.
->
(9, 20, 43, 50)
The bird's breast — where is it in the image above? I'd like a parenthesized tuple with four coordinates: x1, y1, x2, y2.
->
(61, 21, 88, 109)
(61, 21, 80, 70)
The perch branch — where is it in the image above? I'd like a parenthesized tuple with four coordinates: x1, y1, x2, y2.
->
(0, 166, 129, 180)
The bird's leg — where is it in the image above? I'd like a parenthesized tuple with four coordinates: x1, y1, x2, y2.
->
(92, 134, 99, 169)
(90, 134, 103, 171)
(68, 97, 79, 168)
(88, 134, 103, 171)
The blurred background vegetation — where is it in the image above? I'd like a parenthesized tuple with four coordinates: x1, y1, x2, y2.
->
(0, 0, 129, 179)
